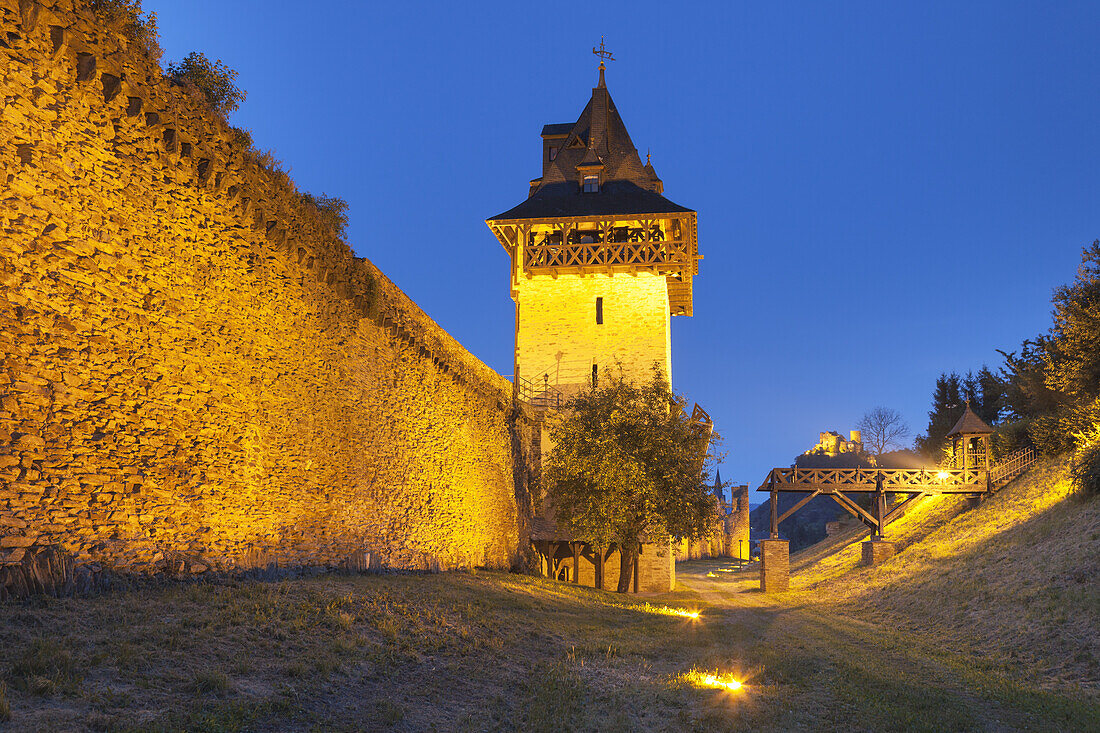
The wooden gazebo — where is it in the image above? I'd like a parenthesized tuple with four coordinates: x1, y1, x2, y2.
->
(946, 402, 994, 471)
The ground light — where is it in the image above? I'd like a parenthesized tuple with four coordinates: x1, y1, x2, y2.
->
(685, 670, 744, 692)
(604, 600, 701, 620)
(651, 604, 700, 620)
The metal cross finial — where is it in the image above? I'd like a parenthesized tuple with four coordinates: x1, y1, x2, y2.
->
(593, 37, 615, 66)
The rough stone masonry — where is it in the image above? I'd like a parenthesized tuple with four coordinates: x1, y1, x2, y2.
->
(0, 0, 536, 597)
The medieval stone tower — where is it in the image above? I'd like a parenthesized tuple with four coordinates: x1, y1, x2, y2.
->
(486, 59, 699, 396)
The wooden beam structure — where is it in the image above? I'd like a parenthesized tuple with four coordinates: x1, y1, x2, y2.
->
(757, 448, 1037, 540)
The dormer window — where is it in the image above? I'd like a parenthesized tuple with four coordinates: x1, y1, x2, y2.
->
(583, 175, 599, 193)
(548, 146, 558, 161)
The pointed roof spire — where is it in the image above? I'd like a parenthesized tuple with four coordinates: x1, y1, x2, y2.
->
(593, 37, 613, 88)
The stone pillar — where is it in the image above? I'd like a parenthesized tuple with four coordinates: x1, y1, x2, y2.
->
(861, 539, 896, 566)
(759, 539, 789, 593)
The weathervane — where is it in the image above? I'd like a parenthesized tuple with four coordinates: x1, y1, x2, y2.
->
(593, 37, 615, 68)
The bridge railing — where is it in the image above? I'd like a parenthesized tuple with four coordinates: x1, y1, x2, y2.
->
(989, 448, 1037, 484)
(759, 466, 988, 492)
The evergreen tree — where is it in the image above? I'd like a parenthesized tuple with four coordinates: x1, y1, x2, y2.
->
(915, 373, 962, 458)
(962, 371, 980, 406)
(976, 365, 1006, 425)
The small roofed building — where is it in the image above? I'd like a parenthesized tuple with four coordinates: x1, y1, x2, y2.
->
(946, 402, 994, 470)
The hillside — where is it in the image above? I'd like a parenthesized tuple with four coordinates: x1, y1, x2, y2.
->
(785, 456, 1099, 691)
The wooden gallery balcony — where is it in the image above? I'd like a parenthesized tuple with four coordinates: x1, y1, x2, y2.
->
(489, 214, 699, 316)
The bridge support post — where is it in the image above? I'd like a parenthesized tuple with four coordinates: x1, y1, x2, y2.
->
(861, 539, 895, 566)
(759, 539, 789, 593)
(769, 473, 778, 539)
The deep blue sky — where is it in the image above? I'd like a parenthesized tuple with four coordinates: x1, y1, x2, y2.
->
(148, 1, 1099, 497)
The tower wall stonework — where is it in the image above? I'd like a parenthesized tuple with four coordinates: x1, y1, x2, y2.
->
(0, 0, 535, 588)
(515, 272, 671, 391)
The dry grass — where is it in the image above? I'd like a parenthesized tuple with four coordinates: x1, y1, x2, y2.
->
(780, 456, 1100, 691)
(0, 460, 1095, 730)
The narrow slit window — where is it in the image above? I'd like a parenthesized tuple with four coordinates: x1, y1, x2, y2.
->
(595, 297, 603, 324)
(548, 146, 558, 161)
(591, 364, 598, 388)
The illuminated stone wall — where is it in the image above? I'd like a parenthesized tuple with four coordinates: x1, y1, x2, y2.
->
(677, 486, 750, 561)
(0, 0, 533, 581)
(515, 272, 671, 392)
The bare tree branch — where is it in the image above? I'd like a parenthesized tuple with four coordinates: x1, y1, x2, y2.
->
(856, 407, 911, 455)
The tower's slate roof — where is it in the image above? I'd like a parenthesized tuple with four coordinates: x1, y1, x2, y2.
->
(489, 70, 693, 221)
(946, 404, 995, 437)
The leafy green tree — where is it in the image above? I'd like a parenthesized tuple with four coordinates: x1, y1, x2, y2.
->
(166, 52, 246, 116)
(543, 369, 717, 592)
(1045, 241, 1100, 439)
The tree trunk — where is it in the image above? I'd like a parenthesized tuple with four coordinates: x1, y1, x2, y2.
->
(616, 543, 637, 593)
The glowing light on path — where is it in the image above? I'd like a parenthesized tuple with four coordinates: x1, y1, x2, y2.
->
(650, 604, 699, 619)
(686, 670, 744, 691)
(607, 601, 700, 619)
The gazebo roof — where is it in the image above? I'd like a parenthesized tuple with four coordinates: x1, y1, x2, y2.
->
(946, 404, 994, 437)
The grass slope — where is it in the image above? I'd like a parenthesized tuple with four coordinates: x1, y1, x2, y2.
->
(0, 457, 1095, 730)
(788, 455, 1100, 691)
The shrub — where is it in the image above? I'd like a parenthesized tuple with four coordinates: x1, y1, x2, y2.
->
(88, 0, 161, 60)
(299, 193, 350, 239)
(165, 52, 246, 116)
(229, 126, 254, 151)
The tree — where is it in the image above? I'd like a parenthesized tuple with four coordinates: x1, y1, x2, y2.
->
(166, 52, 246, 116)
(543, 369, 716, 592)
(915, 373, 962, 458)
(995, 241, 1100, 455)
(856, 407, 911, 456)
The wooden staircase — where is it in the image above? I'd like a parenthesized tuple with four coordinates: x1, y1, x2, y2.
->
(989, 448, 1037, 488)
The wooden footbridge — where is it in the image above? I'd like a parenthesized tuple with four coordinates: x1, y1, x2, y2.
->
(758, 448, 1036, 539)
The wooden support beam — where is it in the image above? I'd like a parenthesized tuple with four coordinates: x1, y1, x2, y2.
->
(874, 489, 887, 539)
(883, 492, 926, 525)
(572, 542, 580, 584)
(776, 489, 821, 525)
(633, 543, 640, 594)
(595, 546, 604, 590)
(831, 491, 878, 529)
(769, 473, 779, 539)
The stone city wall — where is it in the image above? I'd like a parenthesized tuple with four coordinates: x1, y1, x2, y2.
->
(677, 485, 751, 561)
(0, 0, 534, 596)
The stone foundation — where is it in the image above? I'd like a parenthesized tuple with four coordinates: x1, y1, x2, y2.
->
(861, 540, 896, 566)
(759, 539, 789, 593)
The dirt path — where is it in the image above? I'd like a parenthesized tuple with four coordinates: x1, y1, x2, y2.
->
(673, 558, 1095, 732)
